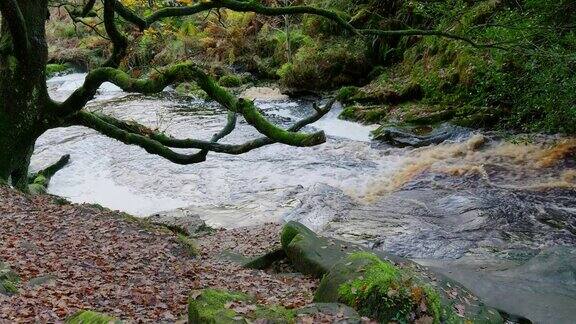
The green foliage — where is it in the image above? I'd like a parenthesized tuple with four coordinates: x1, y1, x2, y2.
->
(336, 86, 360, 103)
(278, 39, 370, 90)
(218, 75, 243, 87)
(46, 64, 71, 77)
(44, 0, 575, 133)
(403, 0, 576, 132)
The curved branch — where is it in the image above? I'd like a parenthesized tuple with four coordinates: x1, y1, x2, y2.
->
(73, 111, 209, 164)
(0, 0, 29, 60)
(80, 0, 97, 17)
(85, 99, 334, 155)
(102, 0, 128, 68)
(114, 0, 147, 31)
(145, 0, 356, 33)
(57, 62, 325, 147)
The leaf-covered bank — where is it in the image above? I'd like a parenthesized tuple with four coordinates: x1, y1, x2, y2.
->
(0, 185, 317, 322)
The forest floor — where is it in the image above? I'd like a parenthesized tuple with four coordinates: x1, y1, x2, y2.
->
(0, 185, 323, 322)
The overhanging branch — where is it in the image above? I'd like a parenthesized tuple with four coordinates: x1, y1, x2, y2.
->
(69, 98, 332, 164)
(57, 62, 326, 147)
(86, 98, 334, 155)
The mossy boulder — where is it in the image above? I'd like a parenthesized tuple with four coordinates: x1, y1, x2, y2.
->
(281, 222, 505, 324)
(188, 289, 295, 324)
(65, 310, 121, 324)
(0, 261, 20, 295)
(281, 221, 363, 278)
(339, 105, 388, 124)
(315, 252, 445, 323)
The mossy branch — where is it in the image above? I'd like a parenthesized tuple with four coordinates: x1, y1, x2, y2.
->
(102, 0, 128, 68)
(73, 111, 210, 165)
(83, 99, 334, 156)
(28, 154, 71, 192)
(58, 62, 326, 147)
(0, 0, 30, 60)
(109, 0, 503, 49)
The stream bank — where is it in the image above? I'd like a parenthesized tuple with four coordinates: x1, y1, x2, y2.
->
(25, 73, 576, 323)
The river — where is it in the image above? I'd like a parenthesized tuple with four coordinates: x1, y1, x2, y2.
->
(32, 73, 576, 323)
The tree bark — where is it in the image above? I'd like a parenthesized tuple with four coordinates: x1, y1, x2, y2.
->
(0, 0, 50, 190)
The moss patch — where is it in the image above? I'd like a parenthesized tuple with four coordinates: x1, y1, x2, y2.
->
(65, 310, 121, 324)
(177, 233, 199, 257)
(318, 252, 443, 323)
(0, 262, 20, 295)
(189, 289, 296, 323)
(218, 75, 243, 88)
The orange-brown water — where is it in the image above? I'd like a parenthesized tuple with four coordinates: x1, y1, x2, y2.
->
(358, 135, 576, 201)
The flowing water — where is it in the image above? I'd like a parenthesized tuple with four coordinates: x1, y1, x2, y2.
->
(33, 73, 576, 323)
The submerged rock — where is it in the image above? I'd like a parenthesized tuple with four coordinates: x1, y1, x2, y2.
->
(373, 123, 470, 147)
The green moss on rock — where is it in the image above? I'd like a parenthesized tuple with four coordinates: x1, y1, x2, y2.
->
(339, 105, 388, 124)
(316, 252, 443, 323)
(189, 289, 249, 323)
(188, 289, 296, 324)
(65, 310, 121, 324)
(336, 86, 360, 103)
(0, 262, 20, 295)
(177, 233, 199, 256)
(282, 221, 362, 278)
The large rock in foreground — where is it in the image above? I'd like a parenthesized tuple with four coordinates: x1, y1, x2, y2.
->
(281, 221, 505, 323)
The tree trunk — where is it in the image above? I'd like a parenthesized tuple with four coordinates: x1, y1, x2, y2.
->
(0, 0, 50, 190)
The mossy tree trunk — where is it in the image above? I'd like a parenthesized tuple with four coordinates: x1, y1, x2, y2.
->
(0, 0, 51, 190)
